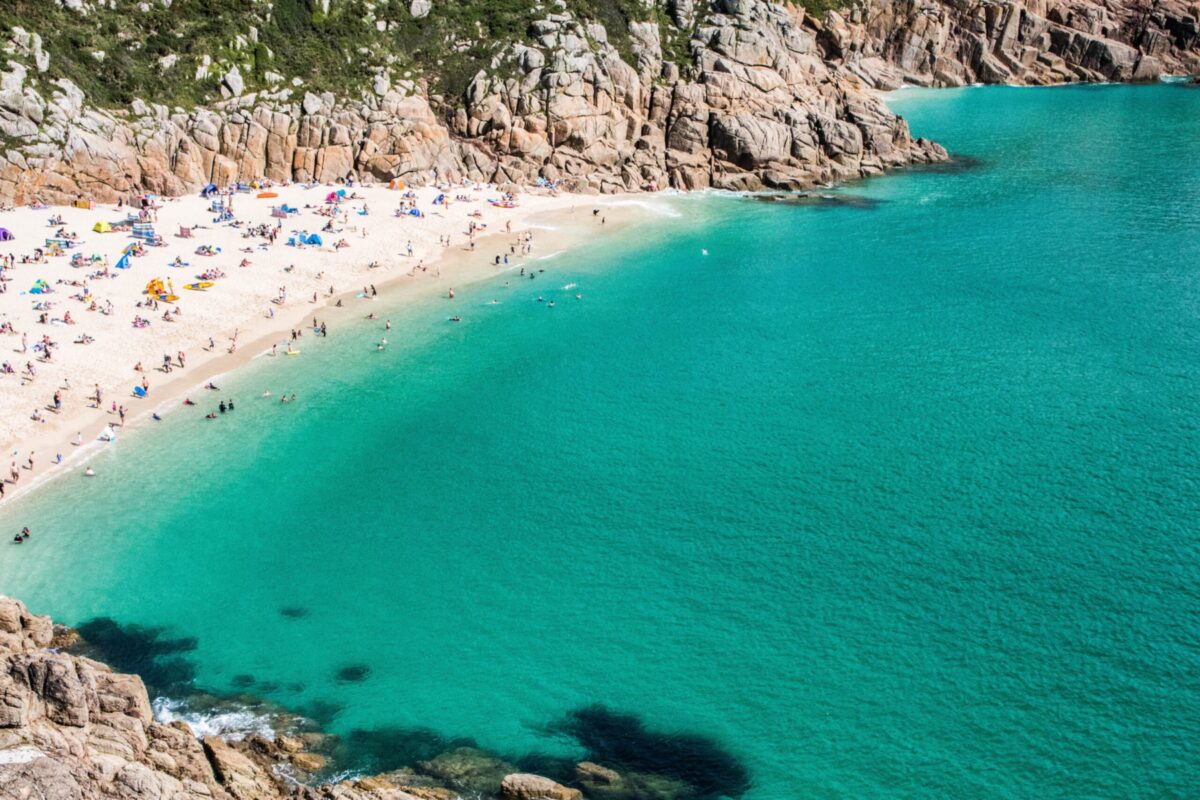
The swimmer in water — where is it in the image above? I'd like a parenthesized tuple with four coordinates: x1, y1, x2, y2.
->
(377, 338, 388, 351)
(184, 398, 196, 406)
(449, 315, 461, 322)
(205, 382, 219, 390)
(152, 413, 162, 421)
(262, 389, 271, 398)
(84, 466, 95, 477)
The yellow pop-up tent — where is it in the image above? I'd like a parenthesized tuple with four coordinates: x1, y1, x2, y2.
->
(92, 221, 112, 233)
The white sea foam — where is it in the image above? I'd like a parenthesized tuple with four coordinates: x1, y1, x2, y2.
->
(152, 696, 277, 741)
(594, 198, 683, 218)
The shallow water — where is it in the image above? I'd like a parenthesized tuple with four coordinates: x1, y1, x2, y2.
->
(2, 84, 1199, 798)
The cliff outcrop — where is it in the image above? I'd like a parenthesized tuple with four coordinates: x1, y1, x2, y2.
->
(832, 0, 1199, 88)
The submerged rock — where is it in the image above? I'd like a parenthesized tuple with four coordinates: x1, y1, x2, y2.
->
(417, 746, 515, 794)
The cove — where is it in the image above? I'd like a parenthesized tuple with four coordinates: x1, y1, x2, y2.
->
(1, 84, 1198, 798)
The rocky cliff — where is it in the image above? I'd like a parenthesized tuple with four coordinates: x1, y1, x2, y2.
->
(0, 0, 1197, 204)
(0, 596, 598, 800)
(831, 0, 1199, 87)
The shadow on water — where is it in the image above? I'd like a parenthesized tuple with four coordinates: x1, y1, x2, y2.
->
(325, 706, 751, 800)
(68, 618, 750, 799)
(543, 705, 752, 800)
(72, 617, 199, 695)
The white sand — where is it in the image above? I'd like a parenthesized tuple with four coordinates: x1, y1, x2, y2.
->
(0, 182, 599, 504)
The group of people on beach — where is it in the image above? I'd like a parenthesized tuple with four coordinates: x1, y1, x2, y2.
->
(0, 178, 555, 510)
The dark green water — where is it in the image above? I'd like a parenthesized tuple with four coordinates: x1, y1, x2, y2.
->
(1, 85, 1198, 798)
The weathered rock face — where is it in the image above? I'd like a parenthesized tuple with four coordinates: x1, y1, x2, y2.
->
(839, 0, 1200, 87)
(451, 0, 946, 193)
(0, 597, 234, 800)
(0, 0, 945, 203)
(1, 0, 1196, 204)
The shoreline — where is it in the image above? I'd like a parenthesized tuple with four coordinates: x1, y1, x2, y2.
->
(0, 185, 652, 510)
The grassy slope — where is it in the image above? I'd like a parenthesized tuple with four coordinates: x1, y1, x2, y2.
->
(1, 0, 832, 110)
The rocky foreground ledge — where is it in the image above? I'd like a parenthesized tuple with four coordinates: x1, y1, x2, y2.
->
(0, 597, 590, 800)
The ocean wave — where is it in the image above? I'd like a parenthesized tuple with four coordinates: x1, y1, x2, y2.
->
(595, 198, 682, 218)
(152, 696, 278, 741)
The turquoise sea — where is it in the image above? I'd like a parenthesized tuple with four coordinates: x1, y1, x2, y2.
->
(2, 85, 1199, 798)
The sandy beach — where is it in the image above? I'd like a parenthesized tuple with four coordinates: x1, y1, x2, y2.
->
(0, 182, 621, 506)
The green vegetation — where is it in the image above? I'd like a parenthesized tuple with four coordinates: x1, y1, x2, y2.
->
(0, 0, 712, 111)
(795, 0, 843, 17)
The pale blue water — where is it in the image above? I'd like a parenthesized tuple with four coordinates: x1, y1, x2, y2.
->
(2, 85, 1199, 798)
